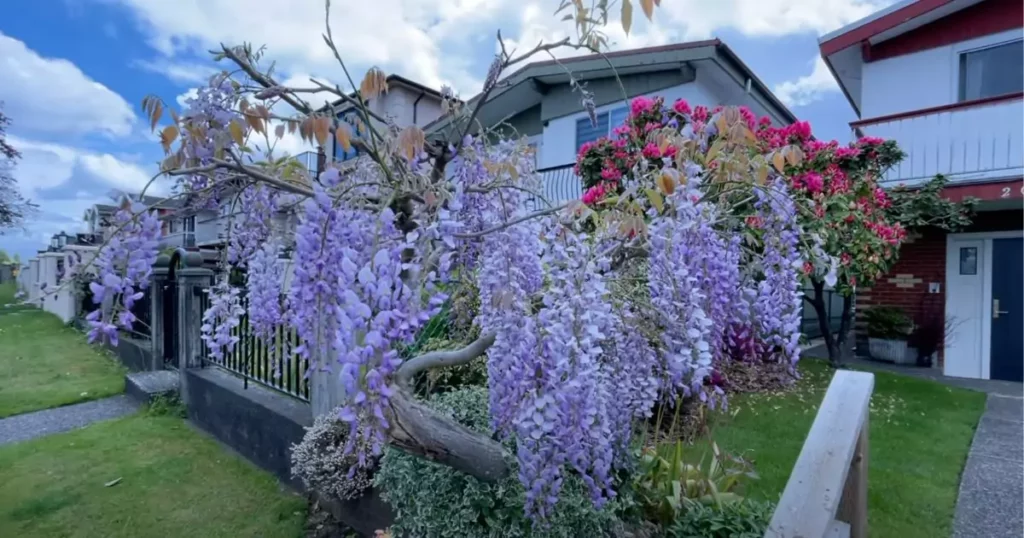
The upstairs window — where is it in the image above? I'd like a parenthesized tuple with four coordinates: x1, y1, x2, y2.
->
(959, 40, 1023, 102)
(575, 105, 629, 151)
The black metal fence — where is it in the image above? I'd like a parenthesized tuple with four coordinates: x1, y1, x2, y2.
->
(536, 164, 583, 205)
(801, 287, 845, 339)
(198, 289, 310, 401)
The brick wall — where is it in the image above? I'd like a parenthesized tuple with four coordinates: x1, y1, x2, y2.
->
(855, 210, 1023, 363)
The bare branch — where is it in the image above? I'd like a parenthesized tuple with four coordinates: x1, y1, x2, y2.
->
(220, 44, 313, 115)
(453, 204, 566, 239)
(396, 332, 496, 388)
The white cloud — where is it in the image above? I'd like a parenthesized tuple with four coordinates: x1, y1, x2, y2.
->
(110, 0, 893, 102)
(773, 56, 841, 107)
(9, 136, 155, 199)
(0, 32, 136, 138)
(133, 58, 219, 84)
(176, 88, 199, 109)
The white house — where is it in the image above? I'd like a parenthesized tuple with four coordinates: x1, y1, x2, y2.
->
(425, 39, 797, 202)
(819, 0, 1023, 381)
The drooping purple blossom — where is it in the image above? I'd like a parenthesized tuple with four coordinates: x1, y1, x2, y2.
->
(753, 180, 805, 365)
(246, 240, 284, 341)
(86, 204, 160, 345)
(200, 281, 245, 361)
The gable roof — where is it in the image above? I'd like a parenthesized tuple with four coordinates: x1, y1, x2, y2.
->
(818, 0, 994, 116)
(317, 74, 442, 114)
(425, 39, 796, 136)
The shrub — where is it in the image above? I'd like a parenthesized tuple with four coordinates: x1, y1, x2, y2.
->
(862, 306, 913, 340)
(633, 440, 758, 525)
(664, 499, 776, 538)
(374, 388, 629, 538)
(291, 410, 373, 501)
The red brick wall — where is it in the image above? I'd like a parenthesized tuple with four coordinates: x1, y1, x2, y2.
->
(855, 209, 1023, 363)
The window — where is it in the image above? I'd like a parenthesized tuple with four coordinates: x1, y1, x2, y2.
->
(334, 110, 363, 162)
(959, 40, 1024, 102)
(184, 216, 196, 233)
(575, 105, 629, 151)
(959, 247, 978, 275)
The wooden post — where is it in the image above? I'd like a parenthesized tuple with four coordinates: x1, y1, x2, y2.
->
(838, 410, 869, 538)
(765, 370, 874, 538)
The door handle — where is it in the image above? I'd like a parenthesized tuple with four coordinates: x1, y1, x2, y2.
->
(994, 299, 1010, 319)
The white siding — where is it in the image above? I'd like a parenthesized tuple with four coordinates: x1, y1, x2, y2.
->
(539, 78, 721, 169)
(861, 28, 1024, 118)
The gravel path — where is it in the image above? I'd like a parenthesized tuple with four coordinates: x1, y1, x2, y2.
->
(953, 394, 1023, 538)
(0, 395, 139, 446)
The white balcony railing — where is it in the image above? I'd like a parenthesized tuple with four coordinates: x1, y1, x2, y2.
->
(160, 232, 196, 249)
(853, 93, 1024, 187)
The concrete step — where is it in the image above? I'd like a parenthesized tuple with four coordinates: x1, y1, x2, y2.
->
(125, 370, 179, 405)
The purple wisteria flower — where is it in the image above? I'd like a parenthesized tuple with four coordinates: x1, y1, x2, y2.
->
(86, 204, 160, 346)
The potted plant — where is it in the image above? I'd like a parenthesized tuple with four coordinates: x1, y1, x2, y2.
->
(862, 306, 914, 364)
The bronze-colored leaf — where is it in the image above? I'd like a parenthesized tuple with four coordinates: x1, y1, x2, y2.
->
(755, 164, 769, 185)
(228, 120, 245, 147)
(313, 117, 330, 147)
(275, 124, 285, 139)
(639, 0, 654, 20)
(621, 0, 633, 35)
(706, 139, 723, 162)
(656, 169, 676, 195)
(239, 99, 250, 114)
(786, 145, 804, 166)
(336, 123, 352, 152)
(287, 120, 298, 135)
(396, 125, 426, 161)
(150, 100, 163, 132)
(772, 151, 786, 173)
(245, 113, 265, 136)
(159, 125, 179, 154)
(360, 67, 389, 101)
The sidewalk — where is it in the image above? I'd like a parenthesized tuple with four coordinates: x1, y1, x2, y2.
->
(0, 395, 138, 446)
(953, 394, 1024, 538)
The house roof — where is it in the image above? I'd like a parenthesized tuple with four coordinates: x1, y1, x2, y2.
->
(316, 74, 442, 114)
(424, 39, 797, 136)
(818, 0, 988, 116)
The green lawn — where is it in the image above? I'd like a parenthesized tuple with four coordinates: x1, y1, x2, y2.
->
(0, 283, 126, 417)
(0, 413, 306, 538)
(708, 359, 987, 538)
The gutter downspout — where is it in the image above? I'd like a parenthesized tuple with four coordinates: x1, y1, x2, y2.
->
(412, 91, 426, 125)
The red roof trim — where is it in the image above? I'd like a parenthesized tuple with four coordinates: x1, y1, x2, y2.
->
(850, 91, 1023, 128)
(820, 0, 954, 56)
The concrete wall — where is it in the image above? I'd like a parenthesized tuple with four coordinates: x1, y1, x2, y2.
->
(861, 28, 1023, 119)
(184, 367, 312, 490)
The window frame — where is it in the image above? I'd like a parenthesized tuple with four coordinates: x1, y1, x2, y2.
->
(575, 104, 629, 152)
(957, 38, 1024, 102)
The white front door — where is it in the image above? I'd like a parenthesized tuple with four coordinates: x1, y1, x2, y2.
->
(945, 238, 986, 379)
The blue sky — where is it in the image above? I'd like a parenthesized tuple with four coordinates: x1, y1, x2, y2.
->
(0, 0, 895, 261)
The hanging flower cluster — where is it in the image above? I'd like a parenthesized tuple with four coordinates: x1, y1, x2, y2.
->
(246, 240, 284, 341)
(200, 281, 245, 361)
(86, 204, 161, 346)
(228, 184, 280, 266)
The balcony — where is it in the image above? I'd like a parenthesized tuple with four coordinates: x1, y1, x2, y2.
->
(852, 93, 1023, 188)
(295, 151, 320, 176)
(536, 165, 583, 205)
(160, 232, 196, 249)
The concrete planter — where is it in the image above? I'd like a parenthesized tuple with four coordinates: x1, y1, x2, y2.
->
(868, 337, 911, 364)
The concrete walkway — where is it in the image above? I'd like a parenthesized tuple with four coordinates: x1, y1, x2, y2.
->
(953, 394, 1024, 538)
(0, 395, 138, 446)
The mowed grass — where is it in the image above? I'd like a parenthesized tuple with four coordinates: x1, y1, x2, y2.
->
(707, 359, 987, 537)
(0, 282, 125, 417)
(0, 413, 306, 538)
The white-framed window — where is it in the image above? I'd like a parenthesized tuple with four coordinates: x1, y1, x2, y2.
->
(958, 39, 1023, 102)
(575, 105, 629, 151)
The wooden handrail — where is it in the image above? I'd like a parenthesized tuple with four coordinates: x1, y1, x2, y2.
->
(765, 370, 875, 538)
